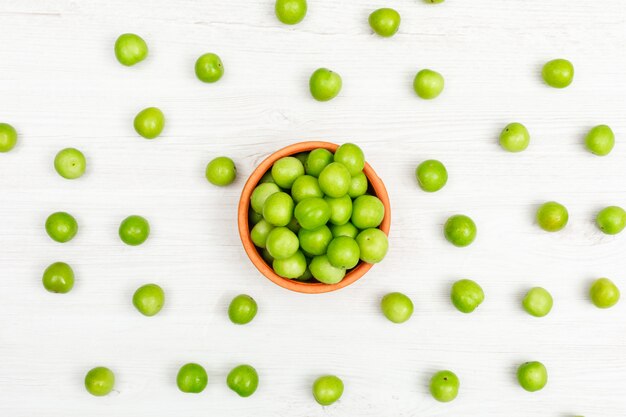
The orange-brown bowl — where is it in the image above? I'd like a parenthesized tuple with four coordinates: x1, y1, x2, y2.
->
(238, 141, 391, 294)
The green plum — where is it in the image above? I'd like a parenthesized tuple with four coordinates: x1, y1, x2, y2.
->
(305, 148, 334, 177)
(273, 250, 307, 278)
(312, 375, 343, 406)
(356, 228, 388, 263)
(330, 222, 359, 239)
(205, 156, 236, 186)
(265, 227, 299, 260)
(429, 370, 459, 402)
(85, 366, 115, 396)
(451, 279, 484, 313)
(119, 215, 150, 245)
(596, 206, 626, 235)
(298, 225, 333, 255)
(309, 255, 346, 284)
(325, 195, 352, 225)
(251, 219, 275, 248)
(134, 107, 164, 139)
(195, 53, 224, 83)
(54, 148, 86, 179)
(249, 210, 263, 225)
(589, 278, 620, 308)
(444, 214, 476, 247)
(369, 8, 400, 37)
(132, 283, 165, 316)
(351, 195, 384, 229)
(413, 69, 444, 99)
(326, 236, 360, 269)
(348, 172, 368, 198)
(259, 171, 276, 184)
(228, 294, 258, 324)
(585, 125, 614, 156)
(275, 0, 307, 25)
(45, 212, 78, 243)
(227, 364, 259, 397)
(295, 152, 309, 166)
(0, 123, 18, 152)
(177, 363, 208, 393)
(272, 157, 304, 189)
(251, 182, 281, 214)
(536, 201, 568, 232)
(318, 162, 351, 197)
(517, 361, 547, 392)
(309, 68, 342, 102)
(114, 33, 148, 66)
(262, 192, 294, 226)
(416, 160, 447, 192)
(542, 59, 574, 88)
(42, 262, 74, 293)
(381, 292, 413, 323)
(334, 143, 365, 176)
(291, 175, 323, 203)
(522, 287, 553, 317)
(261, 248, 274, 264)
(499, 122, 530, 152)
(295, 197, 331, 230)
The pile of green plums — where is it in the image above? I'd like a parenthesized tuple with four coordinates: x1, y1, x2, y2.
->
(248, 143, 389, 284)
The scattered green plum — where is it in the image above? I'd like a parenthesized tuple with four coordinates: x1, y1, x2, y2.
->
(85, 366, 115, 396)
(429, 370, 459, 402)
(381, 292, 413, 323)
(134, 107, 164, 139)
(228, 294, 258, 324)
(444, 214, 476, 247)
(205, 156, 236, 186)
(227, 364, 259, 397)
(195, 53, 224, 83)
(589, 278, 620, 308)
(413, 69, 444, 99)
(54, 148, 86, 179)
(451, 279, 484, 313)
(309, 68, 342, 102)
(0, 123, 17, 152)
(522, 287, 553, 317)
(499, 122, 530, 152)
(45, 212, 78, 243)
(517, 361, 548, 392)
(536, 201, 568, 232)
(312, 375, 344, 406)
(177, 363, 208, 393)
(119, 215, 150, 246)
(416, 160, 447, 192)
(542, 58, 574, 88)
(42, 262, 74, 293)
(584, 125, 614, 156)
(132, 283, 165, 316)
(275, 0, 307, 25)
(596, 206, 626, 235)
(114, 33, 148, 66)
(369, 8, 400, 38)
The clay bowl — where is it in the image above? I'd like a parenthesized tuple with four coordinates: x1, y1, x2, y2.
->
(238, 141, 391, 294)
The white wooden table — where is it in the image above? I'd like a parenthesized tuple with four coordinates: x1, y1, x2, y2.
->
(1, 1, 624, 416)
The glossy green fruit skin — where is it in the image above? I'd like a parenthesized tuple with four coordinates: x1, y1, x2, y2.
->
(585, 125, 614, 156)
(272, 157, 305, 189)
(134, 107, 164, 139)
(356, 228, 388, 263)
(451, 279, 484, 313)
(119, 215, 150, 245)
(0, 123, 18, 152)
(295, 197, 331, 230)
(348, 173, 368, 198)
(413, 69, 444, 99)
(444, 215, 476, 247)
(312, 375, 344, 406)
(369, 8, 401, 37)
(260, 171, 276, 184)
(133, 283, 165, 316)
(205, 156, 236, 186)
(42, 262, 74, 293)
(195, 53, 224, 83)
(251, 219, 275, 248)
(45, 212, 78, 243)
(251, 182, 281, 214)
(228, 294, 258, 324)
(500, 123, 530, 152)
(177, 363, 208, 393)
(318, 162, 351, 197)
(381, 292, 413, 323)
(430, 370, 459, 402)
(523, 287, 553, 317)
(266, 227, 299, 260)
(305, 148, 334, 177)
(262, 192, 294, 227)
(326, 236, 360, 269)
(298, 225, 333, 255)
(330, 222, 359, 239)
(309, 255, 346, 284)
(542, 59, 574, 88)
(295, 152, 309, 165)
(590, 278, 620, 308)
(309, 68, 342, 102)
(275, 0, 307, 25)
(291, 175, 323, 203)
(596, 206, 626, 235)
(334, 143, 365, 176)
(536, 201, 568, 232)
(227, 364, 259, 397)
(273, 250, 307, 278)
(416, 160, 447, 192)
(325, 195, 353, 226)
(85, 367, 115, 396)
(114, 33, 148, 66)
(351, 195, 384, 229)
(54, 148, 86, 179)
(517, 361, 548, 392)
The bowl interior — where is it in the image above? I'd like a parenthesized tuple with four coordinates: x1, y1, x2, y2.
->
(238, 141, 391, 294)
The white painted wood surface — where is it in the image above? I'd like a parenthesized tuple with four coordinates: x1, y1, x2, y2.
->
(0, 0, 625, 416)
